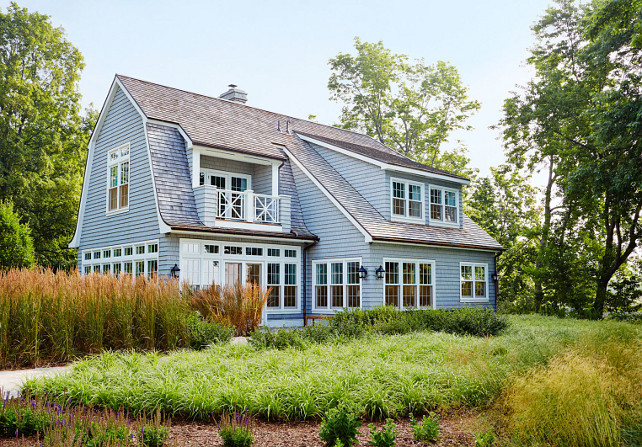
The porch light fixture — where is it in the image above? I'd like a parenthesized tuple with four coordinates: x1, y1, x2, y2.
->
(375, 265, 385, 280)
(358, 265, 368, 280)
(491, 272, 498, 282)
(170, 264, 180, 278)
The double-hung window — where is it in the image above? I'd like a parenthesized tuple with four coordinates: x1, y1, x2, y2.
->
(391, 178, 423, 221)
(313, 259, 361, 311)
(429, 187, 458, 225)
(266, 262, 298, 309)
(460, 263, 488, 302)
(384, 259, 434, 309)
(107, 144, 130, 213)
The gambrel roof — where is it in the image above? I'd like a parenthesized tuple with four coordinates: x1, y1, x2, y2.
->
(116, 75, 502, 251)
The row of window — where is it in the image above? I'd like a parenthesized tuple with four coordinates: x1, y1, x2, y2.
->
(391, 178, 459, 225)
(84, 243, 158, 261)
(82, 240, 159, 279)
(84, 260, 158, 278)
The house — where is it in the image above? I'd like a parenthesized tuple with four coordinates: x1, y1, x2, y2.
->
(70, 75, 503, 327)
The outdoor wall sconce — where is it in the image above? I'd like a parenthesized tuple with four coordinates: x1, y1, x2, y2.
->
(170, 264, 180, 278)
(358, 265, 368, 279)
(491, 272, 498, 282)
(375, 265, 385, 280)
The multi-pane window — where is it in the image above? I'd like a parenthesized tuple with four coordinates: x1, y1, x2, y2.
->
(148, 244, 158, 254)
(284, 249, 297, 258)
(147, 260, 158, 279)
(313, 259, 361, 311)
(266, 263, 297, 309)
(246, 247, 263, 256)
(430, 187, 459, 224)
(267, 248, 280, 257)
(81, 240, 158, 278)
(107, 144, 130, 212)
(204, 244, 219, 254)
(284, 264, 297, 308)
(84, 253, 91, 261)
(136, 245, 145, 255)
(267, 263, 280, 308)
(124, 247, 133, 256)
(460, 263, 488, 301)
(224, 246, 242, 255)
(391, 179, 423, 220)
(384, 259, 434, 309)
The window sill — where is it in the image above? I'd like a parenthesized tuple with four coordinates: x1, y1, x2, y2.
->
(106, 207, 129, 216)
(460, 298, 489, 303)
(265, 308, 301, 314)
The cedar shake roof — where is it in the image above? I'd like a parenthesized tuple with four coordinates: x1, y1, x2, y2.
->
(117, 75, 501, 251)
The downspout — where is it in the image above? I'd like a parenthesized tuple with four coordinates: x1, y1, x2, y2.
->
(494, 251, 502, 310)
(302, 240, 317, 326)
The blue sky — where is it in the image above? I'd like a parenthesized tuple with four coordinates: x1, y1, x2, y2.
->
(8, 0, 552, 175)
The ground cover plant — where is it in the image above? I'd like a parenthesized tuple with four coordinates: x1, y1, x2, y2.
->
(409, 412, 440, 443)
(318, 404, 362, 447)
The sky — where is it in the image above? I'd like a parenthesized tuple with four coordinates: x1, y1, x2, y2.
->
(7, 0, 553, 176)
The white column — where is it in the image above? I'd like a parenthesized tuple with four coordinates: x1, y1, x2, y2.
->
(244, 190, 254, 222)
(192, 148, 201, 188)
(271, 163, 279, 196)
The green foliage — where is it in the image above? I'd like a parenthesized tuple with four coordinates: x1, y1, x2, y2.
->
(249, 327, 308, 350)
(187, 312, 233, 350)
(409, 412, 440, 443)
(474, 431, 496, 447)
(217, 409, 254, 447)
(0, 201, 34, 268)
(0, 3, 97, 269)
(367, 419, 397, 447)
(140, 426, 169, 447)
(328, 37, 479, 178)
(319, 404, 362, 447)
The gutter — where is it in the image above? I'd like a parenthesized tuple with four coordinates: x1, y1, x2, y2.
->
(302, 239, 318, 326)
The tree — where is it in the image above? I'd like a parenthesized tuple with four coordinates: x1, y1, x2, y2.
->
(0, 201, 34, 268)
(0, 3, 95, 269)
(328, 38, 480, 177)
(499, 0, 642, 317)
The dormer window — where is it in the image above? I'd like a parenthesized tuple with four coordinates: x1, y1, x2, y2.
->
(429, 187, 459, 225)
(391, 178, 424, 222)
(107, 144, 130, 213)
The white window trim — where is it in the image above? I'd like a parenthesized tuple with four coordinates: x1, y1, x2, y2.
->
(428, 185, 460, 228)
(312, 257, 363, 313)
(199, 168, 252, 191)
(105, 143, 131, 216)
(459, 262, 489, 303)
(390, 177, 425, 223)
(382, 258, 437, 310)
(81, 239, 159, 278)
(179, 238, 301, 314)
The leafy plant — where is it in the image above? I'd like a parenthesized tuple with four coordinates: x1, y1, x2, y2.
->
(188, 312, 233, 349)
(249, 327, 307, 350)
(319, 404, 362, 447)
(217, 408, 254, 447)
(367, 418, 397, 447)
(474, 431, 495, 447)
(409, 412, 440, 443)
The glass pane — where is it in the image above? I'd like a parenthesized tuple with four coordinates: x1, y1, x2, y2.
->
(108, 188, 118, 211)
(409, 200, 422, 218)
(285, 264, 296, 285)
(475, 281, 486, 298)
(393, 198, 406, 216)
(267, 248, 280, 257)
(231, 177, 247, 192)
(331, 285, 343, 308)
(120, 162, 129, 184)
(284, 286, 296, 308)
(316, 263, 327, 285)
(246, 263, 261, 286)
(430, 204, 442, 220)
(419, 263, 431, 285)
(385, 285, 399, 307)
(205, 244, 218, 254)
(385, 262, 398, 284)
(347, 285, 360, 308)
(392, 182, 405, 198)
(403, 263, 416, 285)
(225, 262, 241, 285)
(347, 262, 359, 285)
(112, 263, 121, 275)
(147, 260, 158, 278)
(461, 265, 472, 280)
(267, 263, 280, 285)
(402, 285, 416, 308)
(124, 262, 132, 274)
(408, 184, 421, 201)
(315, 286, 328, 308)
(462, 281, 473, 297)
(475, 266, 486, 281)
(212, 176, 226, 189)
(331, 263, 343, 285)
(119, 184, 128, 208)
(113, 248, 122, 257)
(419, 285, 432, 307)
(102, 264, 110, 274)
(285, 249, 297, 258)
(135, 261, 144, 277)
(110, 166, 118, 188)
(445, 206, 457, 222)
(430, 189, 442, 204)
(267, 287, 280, 308)
(445, 191, 456, 206)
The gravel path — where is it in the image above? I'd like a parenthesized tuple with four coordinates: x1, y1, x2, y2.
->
(0, 366, 72, 398)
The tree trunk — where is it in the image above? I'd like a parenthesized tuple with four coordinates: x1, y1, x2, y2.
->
(593, 275, 609, 318)
(534, 157, 555, 313)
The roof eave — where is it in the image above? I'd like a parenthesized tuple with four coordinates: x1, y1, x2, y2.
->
(371, 236, 504, 252)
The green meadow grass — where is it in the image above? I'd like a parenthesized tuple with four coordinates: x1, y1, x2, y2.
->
(26, 315, 637, 424)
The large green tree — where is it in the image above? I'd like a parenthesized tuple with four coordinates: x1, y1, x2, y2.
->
(328, 38, 480, 177)
(500, 0, 642, 317)
(0, 3, 94, 268)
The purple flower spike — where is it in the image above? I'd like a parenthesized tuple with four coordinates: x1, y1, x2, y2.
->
(15, 429, 18, 437)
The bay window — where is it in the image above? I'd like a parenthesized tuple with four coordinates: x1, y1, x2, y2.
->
(107, 144, 130, 213)
(314, 259, 361, 311)
(460, 263, 488, 302)
(384, 259, 434, 309)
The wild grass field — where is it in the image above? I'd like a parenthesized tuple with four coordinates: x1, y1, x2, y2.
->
(25, 315, 642, 445)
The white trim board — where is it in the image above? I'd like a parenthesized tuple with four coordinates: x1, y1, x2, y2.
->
(281, 145, 373, 244)
(297, 134, 470, 186)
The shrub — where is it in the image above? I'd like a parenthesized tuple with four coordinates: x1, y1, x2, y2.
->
(413, 307, 509, 336)
(249, 327, 307, 350)
(188, 312, 233, 349)
(319, 404, 362, 447)
(0, 201, 34, 269)
(217, 409, 254, 447)
(474, 431, 496, 447)
(190, 284, 269, 336)
(367, 419, 397, 447)
(409, 413, 440, 443)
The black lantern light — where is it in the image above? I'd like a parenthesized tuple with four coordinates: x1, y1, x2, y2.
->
(375, 265, 385, 280)
(358, 265, 368, 280)
(170, 264, 180, 278)
(491, 272, 498, 282)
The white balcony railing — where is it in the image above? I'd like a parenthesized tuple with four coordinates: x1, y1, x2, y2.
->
(216, 189, 280, 224)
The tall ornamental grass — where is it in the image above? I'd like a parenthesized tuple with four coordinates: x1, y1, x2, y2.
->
(190, 283, 270, 336)
(0, 268, 190, 368)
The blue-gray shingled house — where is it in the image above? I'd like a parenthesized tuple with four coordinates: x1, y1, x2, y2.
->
(70, 75, 503, 327)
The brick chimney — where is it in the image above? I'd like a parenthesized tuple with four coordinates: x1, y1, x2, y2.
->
(219, 84, 247, 104)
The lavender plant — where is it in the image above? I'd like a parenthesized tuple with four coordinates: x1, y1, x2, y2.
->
(216, 408, 254, 447)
